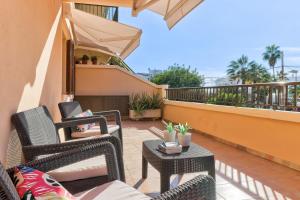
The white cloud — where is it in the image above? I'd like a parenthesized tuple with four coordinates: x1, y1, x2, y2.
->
(285, 56, 300, 65)
(281, 47, 300, 53)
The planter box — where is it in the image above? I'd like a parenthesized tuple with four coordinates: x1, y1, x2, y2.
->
(129, 109, 161, 120)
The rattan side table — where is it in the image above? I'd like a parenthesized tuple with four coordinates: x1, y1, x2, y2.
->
(142, 140, 215, 193)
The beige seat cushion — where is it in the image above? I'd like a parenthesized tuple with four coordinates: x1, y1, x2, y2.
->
(74, 180, 151, 200)
(48, 156, 107, 182)
(72, 125, 120, 138)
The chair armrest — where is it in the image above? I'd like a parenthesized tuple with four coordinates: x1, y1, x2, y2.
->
(22, 135, 125, 181)
(8, 142, 120, 182)
(55, 116, 108, 134)
(23, 135, 119, 159)
(93, 110, 121, 126)
(153, 175, 216, 200)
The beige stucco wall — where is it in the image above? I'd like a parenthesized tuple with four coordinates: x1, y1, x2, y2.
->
(163, 100, 300, 170)
(76, 65, 166, 96)
(0, 1, 64, 166)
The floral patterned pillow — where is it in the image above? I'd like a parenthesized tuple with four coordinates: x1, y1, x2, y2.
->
(73, 109, 95, 132)
(11, 166, 76, 200)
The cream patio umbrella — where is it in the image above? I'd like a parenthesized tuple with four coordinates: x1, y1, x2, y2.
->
(132, 0, 205, 29)
(64, 3, 142, 59)
(64, 0, 204, 29)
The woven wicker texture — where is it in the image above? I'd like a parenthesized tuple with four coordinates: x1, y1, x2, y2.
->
(58, 101, 123, 145)
(143, 140, 215, 193)
(0, 144, 215, 200)
(0, 142, 120, 199)
(10, 106, 125, 182)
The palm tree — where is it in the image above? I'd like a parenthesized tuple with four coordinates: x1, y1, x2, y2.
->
(247, 62, 272, 83)
(262, 44, 281, 80)
(227, 55, 254, 84)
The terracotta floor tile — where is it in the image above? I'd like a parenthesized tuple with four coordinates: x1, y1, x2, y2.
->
(121, 120, 300, 200)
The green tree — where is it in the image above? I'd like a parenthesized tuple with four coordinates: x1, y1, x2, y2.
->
(226, 55, 254, 84)
(150, 64, 204, 88)
(262, 44, 281, 80)
(247, 62, 272, 83)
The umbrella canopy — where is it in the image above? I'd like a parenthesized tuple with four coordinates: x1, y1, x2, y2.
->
(64, 0, 204, 29)
(64, 3, 142, 59)
(132, 0, 204, 29)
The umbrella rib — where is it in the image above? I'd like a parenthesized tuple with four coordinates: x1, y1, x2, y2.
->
(132, 0, 160, 16)
(68, 16, 137, 43)
(76, 45, 116, 57)
(165, 0, 171, 16)
(120, 30, 142, 59)
(164, 0, 187, 20)
(68, 16, 128, 40)
(165, 0, 204, 21)
(75, 25, 124, 51)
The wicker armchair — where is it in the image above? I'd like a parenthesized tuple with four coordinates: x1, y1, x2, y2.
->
(58, 101, 123, 144)
(11, 106, 125, 182)
(0, 144, 216, 200)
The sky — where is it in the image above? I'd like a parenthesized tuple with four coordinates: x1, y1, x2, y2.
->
(118, 0, 300, 78)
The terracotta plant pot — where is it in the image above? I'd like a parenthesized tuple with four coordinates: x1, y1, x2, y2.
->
(177, 132, 192, 147)
(82, 60, 88, 64)
(129, 109, 161, 120)
(163, 130, 176, 142)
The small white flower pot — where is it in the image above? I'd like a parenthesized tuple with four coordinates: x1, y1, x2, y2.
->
(163, 130, 176, 142)
(177, 132, 192, 147)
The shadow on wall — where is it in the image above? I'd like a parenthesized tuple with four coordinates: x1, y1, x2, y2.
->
(1, 1, 63, 167)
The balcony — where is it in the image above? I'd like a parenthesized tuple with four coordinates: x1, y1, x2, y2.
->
(2, 1, 300, 200)
(70, 66, 300, 199)
(75, 3, 118, 21)
(122, 120, 300, 199)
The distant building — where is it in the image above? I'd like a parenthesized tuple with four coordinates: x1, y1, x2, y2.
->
(148, 68, 163, 78)
(136, 68, 163, 80)
(214, 77, 234, 86)
(203, 76, 233, 86)
(136, 73, 151, 80)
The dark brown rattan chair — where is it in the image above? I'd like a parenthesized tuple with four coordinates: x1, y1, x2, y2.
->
(58, 101, 123, 145)
(10, 106, 125, 182)
(0, 144, 216, 200)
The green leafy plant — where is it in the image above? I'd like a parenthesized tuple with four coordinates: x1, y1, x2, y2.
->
(207, 92, 247, 106)
(166, 122, 175, 134)
(129, 92, 162, 115)
(91, 56, 97, 64)
(82, 55, 89, 60)
(176, 123, 191, 135)
(82, 55, 89, 64)
(150, 64, 204, 88)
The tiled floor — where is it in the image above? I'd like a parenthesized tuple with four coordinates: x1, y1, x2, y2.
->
(121, 120, 300, 200)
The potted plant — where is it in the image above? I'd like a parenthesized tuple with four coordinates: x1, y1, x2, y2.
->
(163, 122, 176, 142)
(82, 55, 89, 64)
(176, 123, 192, 147)
(75, 57, 81, 64)
(129, 93, 162, 120)
(91, 56, 98, 65)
